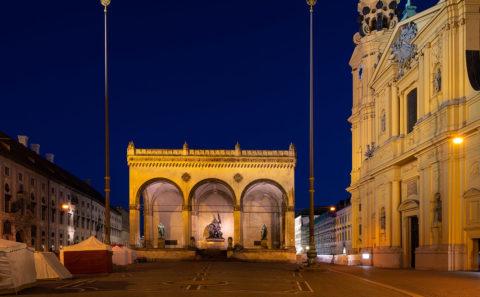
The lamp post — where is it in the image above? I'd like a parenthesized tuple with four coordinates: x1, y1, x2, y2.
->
(306, 0, 317, 266)
(101, 0, 111, 245)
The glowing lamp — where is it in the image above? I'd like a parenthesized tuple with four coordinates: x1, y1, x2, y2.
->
(61, 204, 70, 210)
(453, 137, 464, 144)
(362, 253, 370, 260)
(329, 206, 336, 212)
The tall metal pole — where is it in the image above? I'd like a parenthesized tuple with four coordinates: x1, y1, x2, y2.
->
(101, 0, 111, 245)
(306, 0, 317, 266)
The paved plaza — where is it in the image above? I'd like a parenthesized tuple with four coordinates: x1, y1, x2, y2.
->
(17, 261, 480, 297)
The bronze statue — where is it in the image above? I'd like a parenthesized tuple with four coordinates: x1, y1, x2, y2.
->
(260, 224, 268, 240)
(208, 213, 223, 239)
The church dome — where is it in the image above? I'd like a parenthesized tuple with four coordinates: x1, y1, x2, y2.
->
(354, 0, 402, 43)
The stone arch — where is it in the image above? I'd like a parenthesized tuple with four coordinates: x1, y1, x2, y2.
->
(189, 179, 236, 249)
(240, 179, 288, 207)
(188, 178, 237, 207)
(240, 179, 288, 249)
(134, 178, 185, 248)
(135, 177, 184, 207)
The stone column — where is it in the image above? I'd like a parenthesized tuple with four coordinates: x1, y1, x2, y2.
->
(182, 205, 191, 248)
(392, 86, 399, 136)
(386, 182, 392, 246)
(234, 205, 242, 248)
(399, 91, 406, 135)
(129, 204, 140, 248)
(392, 180, 401, 247)
(285, 207, 295, 249)
(144, 207, 152, 248)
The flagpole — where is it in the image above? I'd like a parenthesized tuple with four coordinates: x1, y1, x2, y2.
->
(101, 0, 111, 245)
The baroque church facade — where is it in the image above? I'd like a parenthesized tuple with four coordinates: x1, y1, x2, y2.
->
(348, 0, 480, 270)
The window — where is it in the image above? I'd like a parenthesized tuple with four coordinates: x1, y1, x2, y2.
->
(41, 206, 47, 221)
(4, 167, 9, 176)
(380, 207, 386, 231)
(41, 183, 45, 191)
(18, 173, 22, 181)
(359, 203, 362, 212)
(4, 195, 11, 213)
(51, 209, 56, 223)
(2, 221, 12, 235)
(359, 224, 362, 236)
(31, 178, 35, 186)
(5, 183, 9, 193)
(407, 88, 418, 134)
(67, 213, 72, 226)
(60, 211, 64, 224)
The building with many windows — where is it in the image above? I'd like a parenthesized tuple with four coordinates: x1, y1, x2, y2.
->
(348, 0, 480, 270)
(0, 132, 126, 251)
(314, 199, 352, 256)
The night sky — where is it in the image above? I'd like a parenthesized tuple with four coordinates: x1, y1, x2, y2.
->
(0, 1, 438, 212)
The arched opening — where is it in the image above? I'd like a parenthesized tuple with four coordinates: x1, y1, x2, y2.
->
(134, 178, 184, 248)
(241, 180, 286, 249)
(190, 179, 235, 249)
(15, 230, 25, 243)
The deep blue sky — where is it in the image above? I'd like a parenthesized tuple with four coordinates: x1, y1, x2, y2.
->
(0, 1, 438, 212)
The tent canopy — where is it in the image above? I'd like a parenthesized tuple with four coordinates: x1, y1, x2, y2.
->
(62, 236, 111, 252)
(0, 239, 27, 253)
(34, 252, 72, 280)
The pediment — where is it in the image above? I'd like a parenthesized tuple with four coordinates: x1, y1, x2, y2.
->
(398, 199, 419, 212)
(369, 3, 443, 89)
(464, 188, 480, 199)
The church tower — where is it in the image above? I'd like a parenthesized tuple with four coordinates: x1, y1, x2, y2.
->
(350, 0, 402, 184)
(348, 0, 402, 252)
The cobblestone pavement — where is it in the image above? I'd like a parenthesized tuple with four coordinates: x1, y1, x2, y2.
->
(16, 261, 480, 297)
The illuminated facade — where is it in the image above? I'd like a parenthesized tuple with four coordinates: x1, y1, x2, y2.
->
(0, 132, 124, 251)
(127, 142, 296, 252)
(349, 0, 480, 270)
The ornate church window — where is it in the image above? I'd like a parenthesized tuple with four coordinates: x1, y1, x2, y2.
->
(359, 64, 364, 80)
(379, 207, 386, 231)
(407, 88, 417, 133)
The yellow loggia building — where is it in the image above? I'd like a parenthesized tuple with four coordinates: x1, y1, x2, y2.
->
(348, 0, 480, 270)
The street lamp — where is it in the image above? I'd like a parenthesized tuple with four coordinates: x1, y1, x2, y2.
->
(101, 0, 111, 245)
(306, 0, 317, 266)
(61, 203, 70, 211)
(453, 137, 464, 144)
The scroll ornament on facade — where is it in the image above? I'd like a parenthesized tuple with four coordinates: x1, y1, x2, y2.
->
(390, 22, 418, 78)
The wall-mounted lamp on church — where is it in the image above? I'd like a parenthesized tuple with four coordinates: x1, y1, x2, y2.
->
(452, 137, 464, 144)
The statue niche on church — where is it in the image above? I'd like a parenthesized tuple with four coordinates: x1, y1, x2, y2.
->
(433, 195, 442, 225)
(207, 213, 224, 239)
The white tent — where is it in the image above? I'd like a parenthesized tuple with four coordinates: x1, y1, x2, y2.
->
(34, 252, 72, 280)
(0, 239, 36, 295)
(112, 246, 128, 266)
(124, 246, 136, 264)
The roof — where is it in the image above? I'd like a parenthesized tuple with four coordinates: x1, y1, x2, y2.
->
(0, 131, 105, 205)
(61, 236, 112, 251)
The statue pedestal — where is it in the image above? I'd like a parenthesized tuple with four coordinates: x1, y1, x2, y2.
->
(206, 238, 225, 250)
(261, 239, 268, 249)
(157, 238, 165, 249)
